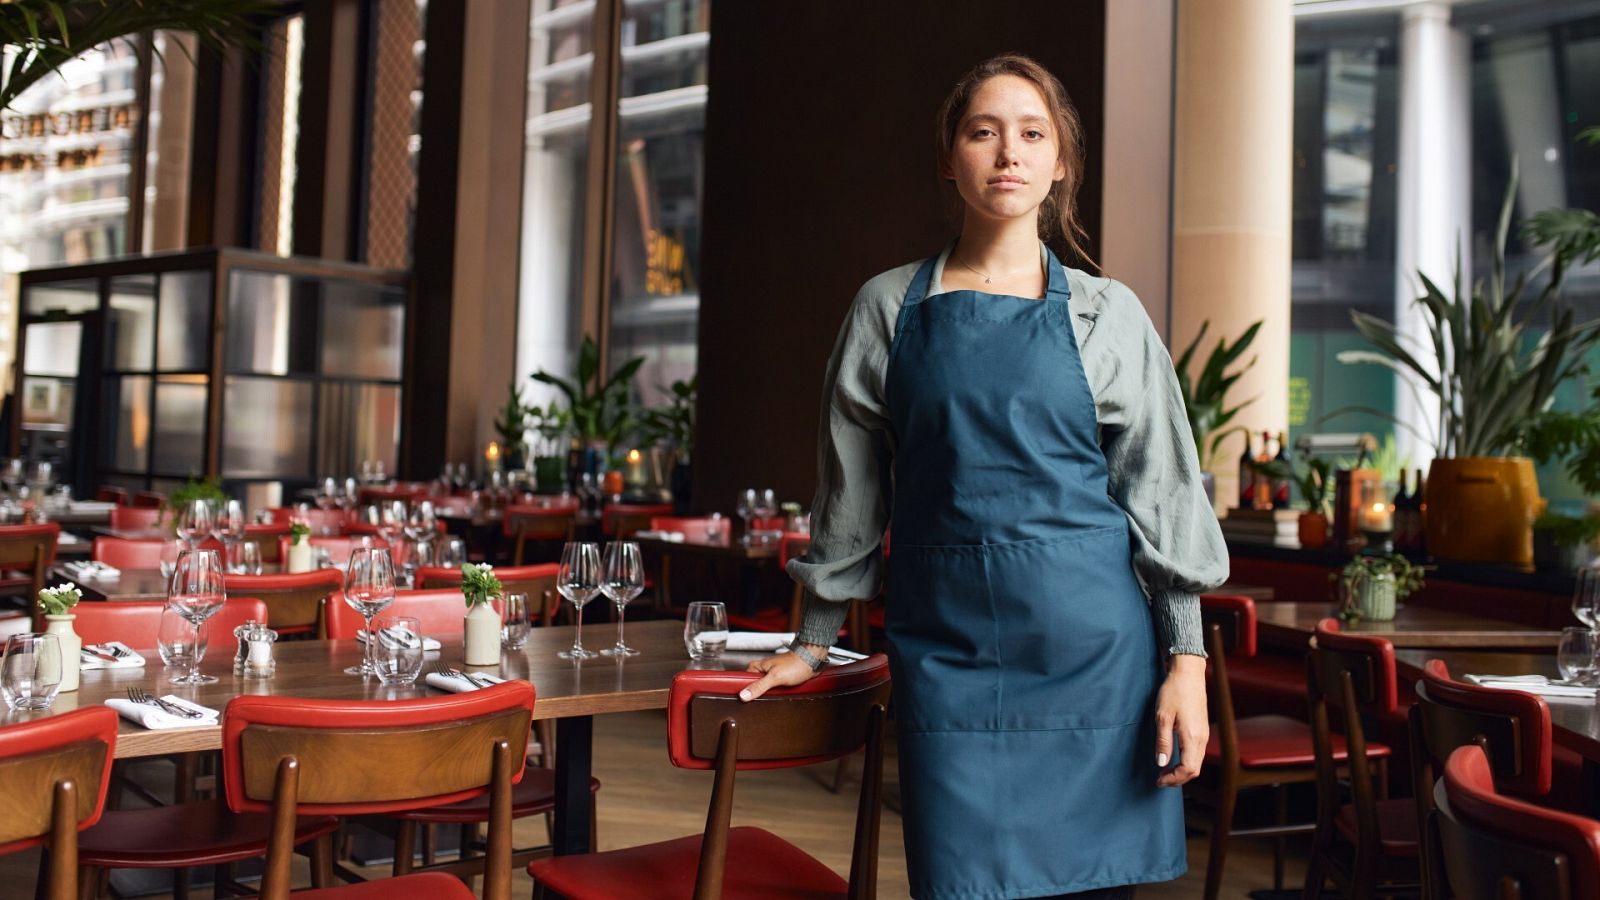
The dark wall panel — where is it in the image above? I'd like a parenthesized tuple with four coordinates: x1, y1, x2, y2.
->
(695, 0, 1107, 516)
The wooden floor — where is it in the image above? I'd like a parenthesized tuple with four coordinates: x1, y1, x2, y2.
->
(0, 708, 1313, 898)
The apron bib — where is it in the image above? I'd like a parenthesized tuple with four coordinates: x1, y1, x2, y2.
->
(884, 249, 1186, 899)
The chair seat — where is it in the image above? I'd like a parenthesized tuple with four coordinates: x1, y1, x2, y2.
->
(527, 825, 847, 900)
(295, 872, 474, 898)
(392, 768, 600, 824)
(78, 798, 339, 867)
(1206, 715, 1393, 768)
(1334, 797, 1420, 858)
(1224, 652, 1310, 719)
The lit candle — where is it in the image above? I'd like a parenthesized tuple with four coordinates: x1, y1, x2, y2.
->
(485, 441, 501, 473)
(1361, 501, 1393, 532)
(624, 448, 644, 487)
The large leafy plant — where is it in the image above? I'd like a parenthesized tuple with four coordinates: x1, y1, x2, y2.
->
(1524, 126, 1600, 274)
(1176, 320, 1261, 469)
(493, 382, 529, 465)
(0, 0, 274, 112)
(1339, 162, 1600, 458)
(639, 375, 697, 466)
(530, 336, 644, 452)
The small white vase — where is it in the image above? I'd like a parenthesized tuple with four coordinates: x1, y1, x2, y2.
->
(44, 613, 81, 692)
(286, 541, 313, 574)
(463, 600, 502, 667)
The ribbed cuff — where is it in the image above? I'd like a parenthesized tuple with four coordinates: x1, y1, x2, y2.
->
(796, 590, 851, 646)
(1152, 589, 1207, 658)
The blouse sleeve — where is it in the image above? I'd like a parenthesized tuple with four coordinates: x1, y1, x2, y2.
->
(1090, 279, 1230, 658)
(786, 276, 900, 647)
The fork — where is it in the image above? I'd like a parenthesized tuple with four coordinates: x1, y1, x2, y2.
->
(440, 667, 491, 689)
(127, 686, 202, 719)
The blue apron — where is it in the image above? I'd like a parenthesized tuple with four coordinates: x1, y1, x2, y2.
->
(884, 248, 1186, 899)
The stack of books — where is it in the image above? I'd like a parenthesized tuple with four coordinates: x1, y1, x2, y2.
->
(1220, 508, 1300, 548)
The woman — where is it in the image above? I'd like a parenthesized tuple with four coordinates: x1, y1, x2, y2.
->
(741, 54, 1227, 899)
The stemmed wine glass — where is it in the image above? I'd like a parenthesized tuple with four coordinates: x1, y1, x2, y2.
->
(735, 489, 757, 545)
(167, 549, 226, 685)
(753, 488, 778, 542)
(343, 547, 396, 676)
(316, 477, 340, 511)
(557, 542, 601, 660)
(340, 477, 360, 511)
(214, 499, 246, 572)
(600, 541, 644, 657)
(1573, 566, 1600, 632)
(177, 499, 215, 549)
(406, 500, 437, 566)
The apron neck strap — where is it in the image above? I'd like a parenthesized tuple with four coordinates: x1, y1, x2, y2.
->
(906, 244, 1073, 307)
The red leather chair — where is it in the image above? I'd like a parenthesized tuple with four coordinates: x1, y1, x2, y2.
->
(226, 570, 343, 637)
(1435, 744, 1600, 900)
(0, 706, 119, 900)
(221, 681, 536, 899)
(109, 506, 163, 531)
(527, 655, 891, 900)
(265, 507, 351, 536)
(95, 486, 130, 506)
(73, 598, 269, 650)
(91, 536, 169, 569)
(131, 491, 164, 509)
(648, 515, 717, 542)
(356, 484, 429, 506)
(1195, 595, 1388, 900)
(416, 564, 560, 624)
(1304, 619, 1420, 899)
(323, 589, 467, 640)
(243, 522, 289, 563)
(600, 503, 674, 538)
(297, 534, 387, 566)
(0, 522, 60, 626)
(725, 532, 811, 634)
(503, 504, 578, 565)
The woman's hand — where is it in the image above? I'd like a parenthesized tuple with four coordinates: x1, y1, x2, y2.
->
(1154, 653, 1209, 787)
(740, 645, 827, 701)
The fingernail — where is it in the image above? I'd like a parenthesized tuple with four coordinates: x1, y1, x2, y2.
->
(1157, 752, 1169, 767)
(739, 689, 752, 702)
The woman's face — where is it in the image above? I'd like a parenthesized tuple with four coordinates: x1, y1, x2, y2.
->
(943, 74, 1065, 228)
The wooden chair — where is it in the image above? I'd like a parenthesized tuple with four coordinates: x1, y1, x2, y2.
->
(528, 654, 891, 900)
(131, 491, 165, 509)
(243, 523, 290, 563)
(1432, 744, 1600, 900)
(1193, 595, 1391, 900)
(416, 563, 561, 624)
(600, 503, 674, 539)
(109, 506, 163, 531)
(503, 504, 577, 566)
(0, 706, 119, 900)
(227, 570, 343, 637)
(0, 522, 61, 627)
(298, 535, 387, 566)
(1304, 618, 1420, 900)
(220, 680, 536, 900)
(91, 536, 168, 569)
(265, 506, 352, 536)
(94, 486, 129, 506)
(73, 597, 269, 650)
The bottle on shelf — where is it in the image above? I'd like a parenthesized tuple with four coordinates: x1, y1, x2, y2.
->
(1238, 433, 1256, 510)
(1392, 469, 1412, 552)
(1413, 468, 1428, 555)
(1272, 430, 1291, 509)
(1254, 430, 1274, 510)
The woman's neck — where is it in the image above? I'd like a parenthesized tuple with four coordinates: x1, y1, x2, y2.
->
(951, 215, 1040, 277)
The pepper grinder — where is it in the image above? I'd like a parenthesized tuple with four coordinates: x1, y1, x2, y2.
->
(234, 619, 259, 675)
(243, 625, 279, 678)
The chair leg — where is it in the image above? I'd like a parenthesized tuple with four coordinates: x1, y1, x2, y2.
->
(312, 832, 333, 888)
(422, 823, 437, 867)
(75, 864, 95, 900)
(173, 866, 190, 900)
(394, 819, 416, 876)
(1273, 782, 1288, 891)
(831, 753, 852, 794)
(590, 792, 598, 852)
(1204, 769, 1238, 900)
(1302, 847, 1327, 900)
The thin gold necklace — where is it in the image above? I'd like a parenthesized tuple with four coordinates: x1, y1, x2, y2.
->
(953, 252, 1030, 285)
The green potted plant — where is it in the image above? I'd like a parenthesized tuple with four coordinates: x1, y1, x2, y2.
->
(37, 581, 82, 692)
(640, 375, 697, 513)
(493, 382, 531, 471)
(1339, 163, 1600, 567)
(1336, 554, 1424, 622)
(1256, 452, 1333, 548)
(530, 336, 645, 485)
(1517, 381, 1600, 569)
(460, 562, 504, 666)
(525, 400, 571, 493)
(161, 475, 226, 529)
(1176, 319, 1261, 509)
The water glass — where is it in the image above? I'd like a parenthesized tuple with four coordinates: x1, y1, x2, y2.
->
(169, 548, 226, 684)
(502, 593, 531, 650)
(557, 542, 601, 660)
(753, 488, 778, 540)
(158, 606, 205, 667)
(2, 634, 62, 710)
(735, 489, 756, 544)
(236, 540, 263, 575)
(684, 602, 728, 660)
(1557, 626, 1599, 685)
(600, 541, 644, 657)
(178, 499, 216, 549)
(1574, 566, 1600, 630)
(371, 616, 424, 685)
(344, 547, 397, 676)
(704, 512, 724, 542)
(158, 538, 183, 582)
(215, 499, 246, 568)
(436, 537, 467, 568)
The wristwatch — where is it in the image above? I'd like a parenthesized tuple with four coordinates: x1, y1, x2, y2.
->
(786, 638, 827, 672)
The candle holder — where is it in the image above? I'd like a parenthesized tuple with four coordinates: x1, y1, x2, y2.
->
(1360, 526, 1395, 555)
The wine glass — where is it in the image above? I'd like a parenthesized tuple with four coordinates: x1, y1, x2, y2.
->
(340, 477, 360, 510)
(600, 541, 644, 657)
(379, 500, 407, 543)
(735, 488, 757, 545)
(214, 499, 246, 571)
(557, 542, 601, 660)
(1574, 566, 1600, 631)
(177, 499, 215, 549)
(1558, 626, 1599, 686)
(316, 477, 339, 511)
(343, 547, 397, 676)
(753, 488, 778, 542)
(1, 458, 24, 497)
(167, 549, 226, 685)
(407, 500, 437, 564)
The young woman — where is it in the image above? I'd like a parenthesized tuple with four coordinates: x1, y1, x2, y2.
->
(741, 53, 1228, 900)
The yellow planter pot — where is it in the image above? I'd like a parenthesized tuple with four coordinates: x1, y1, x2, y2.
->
(1423, 457, 1543, 568)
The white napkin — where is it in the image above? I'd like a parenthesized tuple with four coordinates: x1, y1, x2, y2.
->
(355, 628, 442, 652)
(725, 631, 795, 652)
(104, 695, 219, 729)
(634, 529, 685, 542)
(1464, 674, 1598, 699)
(424, 671, 507, 693)
(69, 501, 118, 514)
(62, 560, 121, 580)
(80, 642, 146, 670)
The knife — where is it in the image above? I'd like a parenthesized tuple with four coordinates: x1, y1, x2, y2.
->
(81, 646, 121, 663)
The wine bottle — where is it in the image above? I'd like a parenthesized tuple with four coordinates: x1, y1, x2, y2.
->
(1272, 430, 1291, 509)
(1393, 469, 1412, 551)
(1238, 434, 1255, 509)
(1414, 468, 1428, 554)
(1254, 430, 1273, 510)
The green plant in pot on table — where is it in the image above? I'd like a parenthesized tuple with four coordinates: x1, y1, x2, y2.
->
(1253, 451, 1333, 548)
(460, 562, 504, 667)
(530, 336, 645, 486)
(37, 581, 83, 692)
(1335, 554, 1425, 623)
(1338, 162, 1600, 567)
(160, 475, 226, 531)
(1176, 319, 1262, 509)
(639, 374, 697, 512)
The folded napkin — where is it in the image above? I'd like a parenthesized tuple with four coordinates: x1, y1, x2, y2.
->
(725, 631, 868, 665)
(634, 529, 686, 542)
(424, 671, 508, 693)
(61, 560, 120, 580)
(69, 501, 118, 514)
(355, 628, 442, 652)
(80, 642, 146, 670)
(1464, 674, 1598, 699)
(104, 695, 219, 729)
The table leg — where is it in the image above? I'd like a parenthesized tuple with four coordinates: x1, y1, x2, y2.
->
(552, 715, 594, 855)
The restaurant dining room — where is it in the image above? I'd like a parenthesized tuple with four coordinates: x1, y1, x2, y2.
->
(4, 0, 1600, 898)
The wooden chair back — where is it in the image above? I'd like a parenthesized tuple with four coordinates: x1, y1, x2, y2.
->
(0, 523, 61, 627)
(1200, 594, 1260, 770)
(0, 706, 118, 900)
(1434, 744, 1600, 900)
(323, 588, 468, 640)
(416, 564, 560, 624)
(73, 597, 269, 650)
(108, 506, 163, 531)
(94, 486, 129, 506)
(265, 507, 351, 536)
(243, 523, 289, 563)
(221, 681, 534, 900)
(666, 655, 892, 900)
(1309, 619, 1397, 874)
(502, 505, 577, 565)
(226, 569, 343, 636)
(601, 503, 674, 538)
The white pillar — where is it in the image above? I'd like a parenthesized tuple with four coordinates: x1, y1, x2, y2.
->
(1393, 2, 1469, 463)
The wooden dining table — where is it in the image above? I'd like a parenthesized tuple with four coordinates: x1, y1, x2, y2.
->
(52, 565, 178, 602)
(24, 618, 732, 855)
(1255, 601, 1564, 651)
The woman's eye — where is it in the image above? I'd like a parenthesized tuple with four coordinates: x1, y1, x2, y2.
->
(1025, 130, 1045, 139)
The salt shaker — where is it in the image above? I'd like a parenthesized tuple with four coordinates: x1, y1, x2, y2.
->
(243, 625, 278, 678)
(234, 619, 259, 675)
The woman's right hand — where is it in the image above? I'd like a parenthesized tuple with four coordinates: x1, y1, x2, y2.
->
(740, 646, 826, 701)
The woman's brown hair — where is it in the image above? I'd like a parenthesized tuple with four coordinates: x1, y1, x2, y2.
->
(935, 53, 1096, 270)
